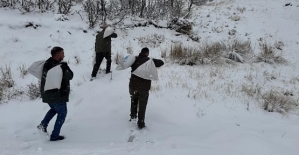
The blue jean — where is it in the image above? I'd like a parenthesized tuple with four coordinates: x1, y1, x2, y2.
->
(41, 102, 67, 139)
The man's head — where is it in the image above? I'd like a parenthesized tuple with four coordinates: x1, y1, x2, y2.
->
(51, 46, 64, 62)
(140, 47, 149, 57)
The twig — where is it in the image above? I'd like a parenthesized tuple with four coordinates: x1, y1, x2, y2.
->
(282, 131, 286, 137)
(77, 11, 84, 21)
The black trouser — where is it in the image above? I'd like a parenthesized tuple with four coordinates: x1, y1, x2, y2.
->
(92, 52, 111, 77)
(129, 87, 149, 126)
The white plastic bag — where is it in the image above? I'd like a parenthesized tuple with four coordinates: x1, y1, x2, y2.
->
(44, 65, 63, 91)
(103, 27, 114, 38)
(132, 59, 158, 81)
(28, 60, 45, 80)
(116, 55, 136, 70)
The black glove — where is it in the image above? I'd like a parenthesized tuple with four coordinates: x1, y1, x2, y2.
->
(60, 62, 69, 70)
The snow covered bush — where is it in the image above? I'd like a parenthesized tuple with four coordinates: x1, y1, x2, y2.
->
(230, 15, 241, 21)
(227, 39, 253, 62)
(137, 34, 165, 48)
(82, 0, 101, 28)
(241, 84, 262, 99)
(6, 87, 24, 101)
(0, 65, 15, 88)
(54, 14, 69, 21)
(261, 90, 297, 114)
(26, 82, 40, 100)
(167, 18, 193, 35)
(236, 6, 246, 13)
(0, 0, 18, 8)
(169, 39, 254, 66)
(0, 86, 3, 103)
(19, 0, 35, 13)
(18, 63, 28, 79)
(202, 41, 226, 59)
(256, 43, 287, 64)
(170, 43, 184, 59)
(57, 0, 76, 15)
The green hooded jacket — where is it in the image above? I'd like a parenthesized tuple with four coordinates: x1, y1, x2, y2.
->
(95, 29, 117, 53)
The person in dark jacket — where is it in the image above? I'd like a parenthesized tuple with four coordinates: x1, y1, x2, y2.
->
(91, 23, 117, 79)
(37, 46, 73, 141)
(129, 47, 164, 129)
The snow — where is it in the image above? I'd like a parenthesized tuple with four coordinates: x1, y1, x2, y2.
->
(0, 0, 299, 154)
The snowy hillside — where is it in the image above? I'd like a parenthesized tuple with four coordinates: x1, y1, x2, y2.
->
(0, 0, 299, 154)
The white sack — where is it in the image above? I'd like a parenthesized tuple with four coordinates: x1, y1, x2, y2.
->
(116, 55, 136, 70)
(132, 59, 158, 81)
(103, 27, 114, 38)
(28, 60, 45, 80)
(44, 65, 63, 91)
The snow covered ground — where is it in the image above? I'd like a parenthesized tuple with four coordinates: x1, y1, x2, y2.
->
(0, 0, 299, 154)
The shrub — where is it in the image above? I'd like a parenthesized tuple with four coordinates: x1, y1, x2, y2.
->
(26, 82, 40, 100)
(18, 63, 28, 79)
(261, 90, 297, 114)
(0, 65, 15, 88)
(256, 43, 287, 64)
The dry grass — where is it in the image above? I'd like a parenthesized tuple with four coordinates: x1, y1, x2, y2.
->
(256, 43, 288, 64)
(114, 52, 124, 65)
(170, 43, 184, 59)
(0, 65, 15, 88)
(202, 41, 226, 59)
(261, 90, 297, 114)
(18, 63, 28, 79)
(26, 82, 40, 100)
(138, 34, 165, 48)
(236, 7, 246, 13)
(169, 39, 254, 66)
(126, 44, 133, 54)
(241, 84, 262, 98)
(230, 15, 241, 21)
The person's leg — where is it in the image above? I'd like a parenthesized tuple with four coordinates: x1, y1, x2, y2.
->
(104, 52, 112, 73)
(50, 102, 67, 140)
(91, 53, 105, 77)
(137, 90, 149, 128)
(40, 104, 57, 129)
(129, 87, 138, 119)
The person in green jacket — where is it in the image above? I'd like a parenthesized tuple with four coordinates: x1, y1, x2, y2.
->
(91, 23, 117, 80)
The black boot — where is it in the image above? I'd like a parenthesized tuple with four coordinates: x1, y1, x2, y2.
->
(50, 135, 65, 141)
(137, 120, 145, 129)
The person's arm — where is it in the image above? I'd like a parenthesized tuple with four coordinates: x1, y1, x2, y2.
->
(60, 63, 74, 80)
(110, 33, 117, 38)
(152, 59, 164, 67)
